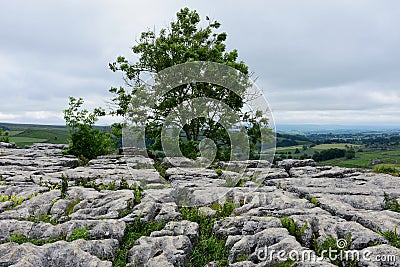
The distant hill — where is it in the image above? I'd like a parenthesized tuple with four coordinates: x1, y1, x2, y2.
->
(0, 122, 69, 147)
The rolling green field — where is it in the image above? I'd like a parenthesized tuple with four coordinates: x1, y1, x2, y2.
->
(313, 143, 361, 150)
(276, 141, 400, 171)
(322, 149, 400, 169)
(1, 123, 70, 147)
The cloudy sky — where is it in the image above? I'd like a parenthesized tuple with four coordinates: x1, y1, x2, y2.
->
(1, 0, 399, 127)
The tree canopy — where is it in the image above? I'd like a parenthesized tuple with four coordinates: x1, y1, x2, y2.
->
(109, 7, 272, 161)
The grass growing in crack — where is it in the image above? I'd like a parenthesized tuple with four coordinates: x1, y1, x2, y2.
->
(118, 187, 143, 218)
(113, 218, 165, 267)
(153, 159, 166, 178)
(378, 227, 400, 248)
(179, 200, 236, 267)
(67, 226, 90, 241)
(27, 212, 58, 225)
(8, 230, 64, 246)
(276, 260, 296, 267)
(65, 199, 81, 216)
(280, 217, 308, 242)
(384, 193, 400, 212)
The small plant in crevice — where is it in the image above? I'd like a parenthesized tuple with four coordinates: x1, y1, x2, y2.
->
(224, 175, 246, 188)
(378, 227, 400, 248)
(179, 200, 236, 267)
(67, 226, 90, 241)
(133, 186, 143, 205)
(113, 218, 165, 267)
(383, 193, 400, 212)
(309, 196, 319, 207)
(235, 253, 248, 262)
(61, 174, 68, 199)
(280, 217, 308, 243)
(153, 158, 166, 178)
(215, 168, 223, 177)
(65, 199, 81, 216)
(313, 234, 356, 267)
(118, 187, 143, 218)
(7, 230, 64, 246)
(27, 212, 58, 225)
(0, 194, 24, 208)
(275, 260, 296, 267)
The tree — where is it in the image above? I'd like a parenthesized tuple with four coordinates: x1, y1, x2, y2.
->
(345, 148, 356, 159)
(63, 97, 116, 162)
(109, 7, 271, 161)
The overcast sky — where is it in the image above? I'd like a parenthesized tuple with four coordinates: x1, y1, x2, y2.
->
(1, 0, 399, 127)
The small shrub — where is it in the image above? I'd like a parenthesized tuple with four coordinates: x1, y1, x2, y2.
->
(0, 128, 9, 143)
(63, 97, 116, 161)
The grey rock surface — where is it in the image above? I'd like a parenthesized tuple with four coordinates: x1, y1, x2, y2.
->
(1, 143, 400, 266)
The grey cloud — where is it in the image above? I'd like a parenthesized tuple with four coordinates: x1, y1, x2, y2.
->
(0, 0, 399, 126)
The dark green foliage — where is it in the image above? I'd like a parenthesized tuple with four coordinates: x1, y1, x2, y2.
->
(312, 148, 346, 162)
(73, 177, 143, 195)
(109, 8, 271, 162)
(0, 128, 9, 142)
(61, 174, 68, 199)
(113, 218, 165, 267)
(345, 148, 356, 159)
(63, 97, 116, 161)
(66, 124, 115, 161)
(383, 193, 400, 212)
